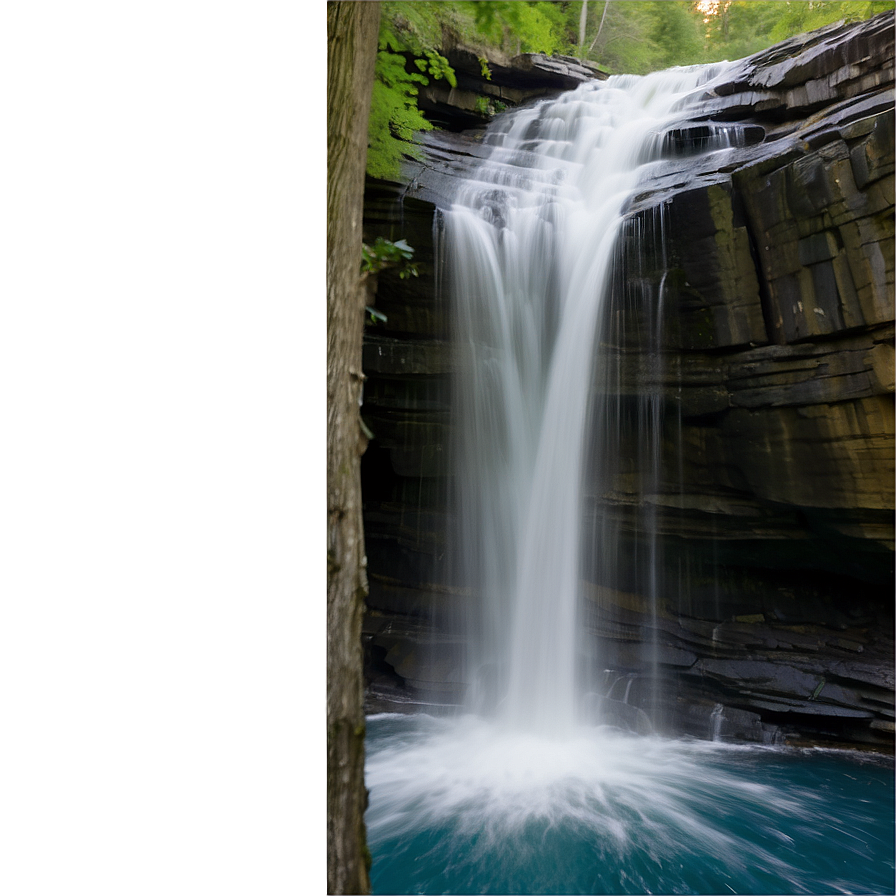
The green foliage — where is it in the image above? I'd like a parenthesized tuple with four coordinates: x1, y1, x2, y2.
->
(462, 1, 519, 45)
(588, 2, 693, 75)
(585, 1, 893, 73)
(697, 1, 894, 64)
(367, 4, 463, 180)
(366, 48, 433, 180)
(414, 49, 458, 88)
(766, 1, 894, 43)
(367, 2, 587, 181)
(513, 2, 574, 54)
(475, 95, 508, 116)
(361, 237, 420, 280)
(645, 2, 705, 69)
(364, 307, 388, 326)
(381, 0, 457, 52)
(461, 1, 579, 55)
(699, 2, 783, 63)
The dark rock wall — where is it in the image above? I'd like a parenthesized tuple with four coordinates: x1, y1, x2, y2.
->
(360, 14, 895, 747)
(418, 49, 606, 129)
(360, 181, 460, 706)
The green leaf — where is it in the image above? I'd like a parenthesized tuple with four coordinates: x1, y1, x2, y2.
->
(365, 306, 388, 324)
(361, 238, 419, 280)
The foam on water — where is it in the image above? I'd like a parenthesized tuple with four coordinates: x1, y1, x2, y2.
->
(366, 713, 895, 895)
(367, 714, 799, 840)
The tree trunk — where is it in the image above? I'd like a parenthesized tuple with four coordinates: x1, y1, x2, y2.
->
(579, 0, 588, 59)
(327, 1, 380, 893)
(588, 1, 611, 55)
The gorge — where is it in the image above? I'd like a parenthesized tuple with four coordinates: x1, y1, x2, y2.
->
(359, 11, 895, 752)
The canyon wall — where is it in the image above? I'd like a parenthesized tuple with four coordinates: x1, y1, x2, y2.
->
(360, 13, 895, 749)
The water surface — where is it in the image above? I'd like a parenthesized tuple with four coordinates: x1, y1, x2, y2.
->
(366, 712, 895, 895)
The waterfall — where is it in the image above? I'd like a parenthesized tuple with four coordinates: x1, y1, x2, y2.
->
(446, 64, 737, 735)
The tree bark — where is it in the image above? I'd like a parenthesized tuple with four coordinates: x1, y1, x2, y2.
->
(579, 0, 587, 59)
(327, 1, 380, 893)
(588, 1, 611, 55)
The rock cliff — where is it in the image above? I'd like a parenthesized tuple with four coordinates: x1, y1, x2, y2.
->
(360, 13, 895, 749)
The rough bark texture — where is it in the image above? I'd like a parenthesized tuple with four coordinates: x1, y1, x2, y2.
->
(327, 2, 379, 893)
(360, 14, 894, 749)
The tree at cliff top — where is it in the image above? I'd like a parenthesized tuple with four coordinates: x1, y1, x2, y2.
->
(764, 0, 895, 40)
(327, 1, 380, 893)
(580, 1, 700, 72)
(696, 1, 895, 62)
(582, 1, 894, 73)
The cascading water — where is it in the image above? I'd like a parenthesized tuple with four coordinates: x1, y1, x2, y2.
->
(447, 65, 723, 732)
(364, 64, 895, 896)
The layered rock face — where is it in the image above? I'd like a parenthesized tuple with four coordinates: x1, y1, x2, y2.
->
(360, 14, 895, 749)
(419, 45, 606, 129)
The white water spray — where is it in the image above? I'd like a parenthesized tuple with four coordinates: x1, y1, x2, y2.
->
(447, 64, 734, 734)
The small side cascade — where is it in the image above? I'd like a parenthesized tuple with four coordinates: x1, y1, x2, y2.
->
(607, 671, 637, 704)
(661, 121, 765, 157)
(585, 198, 677, 733)
(582, 672, 654, 735)
(711, 703, 726, 742)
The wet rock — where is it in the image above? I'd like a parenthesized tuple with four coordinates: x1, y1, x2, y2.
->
(723, 327, 895, 409)
(664, 181, 767, 350)
(362, 334, 453, 377)
(417, 49, 606, 130)
(709, 705, 770, 742)
(701, 13, 894, 122)
(582, 693, 654, 735)
(871, 719, 896, 734)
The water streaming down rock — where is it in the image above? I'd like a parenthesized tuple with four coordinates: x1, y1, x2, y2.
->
(711, 703, 726, 742)
(446, 64, 745, 734)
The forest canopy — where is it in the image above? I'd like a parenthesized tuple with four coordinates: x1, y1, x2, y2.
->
(367, 0, 894, 179)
